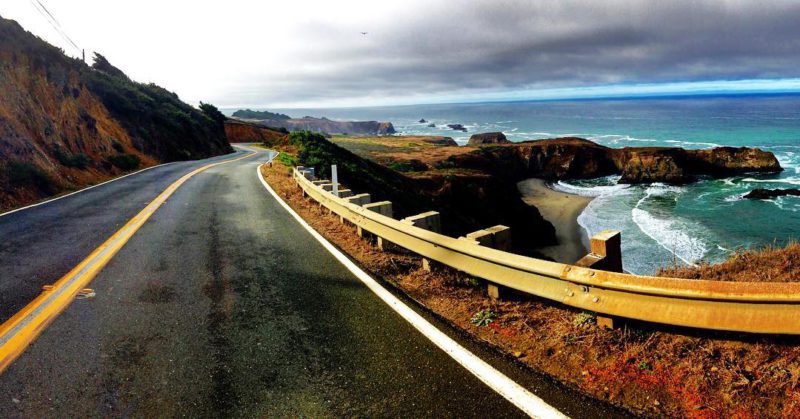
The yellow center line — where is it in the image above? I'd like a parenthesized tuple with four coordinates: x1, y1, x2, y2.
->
(0, 149, 258, 374)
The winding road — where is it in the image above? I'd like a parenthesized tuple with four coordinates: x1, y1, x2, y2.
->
(0, 146, 626, 418)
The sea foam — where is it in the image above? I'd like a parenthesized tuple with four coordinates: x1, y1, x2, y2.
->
(631, 185, 707, 266)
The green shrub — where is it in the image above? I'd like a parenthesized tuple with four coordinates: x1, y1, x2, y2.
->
(55, 150, 90, 169)
(5, 161, 54, 192)
(276, 153, 298, 167)
(108, 154, 140, 171)
(573, 312, 596, 328)
(470, 309, 496, 327)
(111, 139, 125, 152)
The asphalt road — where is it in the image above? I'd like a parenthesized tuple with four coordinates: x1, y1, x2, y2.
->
(0, 146, 628, 418)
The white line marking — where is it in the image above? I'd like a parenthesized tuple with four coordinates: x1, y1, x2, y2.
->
(0, 162, 175, 218)
(256, 162, 567, 419)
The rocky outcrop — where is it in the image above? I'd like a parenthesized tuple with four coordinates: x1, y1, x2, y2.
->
(418, 118, 427, 123)
(467, 132, 509, 146)
(744, 188, 800, 200)
(422, 136, 458, 146)
(447, 124, 467, 132)
(235, 114, 395, 135)
(224, 120, 287, 144)
(440, 137, 781, 184)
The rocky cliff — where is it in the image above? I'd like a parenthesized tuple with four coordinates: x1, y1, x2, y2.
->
(0, 16, 232, 210)
(224, 119, 288, 144)
(288, 132, 556, 254)
(444, 137, 781, 184)
(467, 132, 509, 145)
(235, 114, 396, 136)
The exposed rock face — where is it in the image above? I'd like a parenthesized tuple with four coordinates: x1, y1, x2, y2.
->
(427, 123, 436, 128)
(744, 188, 800, 200)
(224, 120, 287, 144)
(447, 124, 467, 132)
(418, 118, 427, 123)
(424, 137, 458, 146)
(467, 132, 509, 146)
(441, 137, 781, 184)
(234, 114, 395, 135)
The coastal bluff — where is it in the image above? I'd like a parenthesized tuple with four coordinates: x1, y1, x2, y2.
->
(446, 137, 781, 184)
(232, 111, 395, 136)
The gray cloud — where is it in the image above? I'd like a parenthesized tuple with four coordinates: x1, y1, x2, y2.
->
(221, 0, 800, 106)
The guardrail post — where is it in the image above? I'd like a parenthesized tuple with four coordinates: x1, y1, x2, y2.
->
(460, 225, 511, 299)
(401, 211, 441, 271)
(363, 202, 393, 247)
(345, 193, 371, 206)
(576, 230, 622, 329)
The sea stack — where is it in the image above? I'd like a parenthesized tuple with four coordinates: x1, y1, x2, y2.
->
(468, 132, 510, 145)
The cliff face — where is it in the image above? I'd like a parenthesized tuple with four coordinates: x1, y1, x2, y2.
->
(445, 137, 781, 184)
(0, 17, 231, 210)
(235, 115, 396, 135)
(224, 119, 288, 144)
(288, 132, 556, 254)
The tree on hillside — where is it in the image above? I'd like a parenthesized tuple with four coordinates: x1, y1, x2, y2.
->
(199, 102, 227, 129)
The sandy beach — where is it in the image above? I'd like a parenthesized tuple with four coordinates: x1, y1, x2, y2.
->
(517, 178, 593, 264)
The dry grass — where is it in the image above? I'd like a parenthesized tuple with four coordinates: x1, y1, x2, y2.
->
(659, 243, 800, 282)
(331, 135, 475, 166)
(263, 161, 800, 418)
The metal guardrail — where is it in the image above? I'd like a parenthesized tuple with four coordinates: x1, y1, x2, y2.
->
(290, 167, 800, 334)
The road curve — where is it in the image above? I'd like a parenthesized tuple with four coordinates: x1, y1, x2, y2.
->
(0, 146, 627, 417)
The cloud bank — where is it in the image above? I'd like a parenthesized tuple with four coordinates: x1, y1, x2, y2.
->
(5, 0, 800, 107)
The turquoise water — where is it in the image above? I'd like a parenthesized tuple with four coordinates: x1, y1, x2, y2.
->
(264, 96, 800, 274)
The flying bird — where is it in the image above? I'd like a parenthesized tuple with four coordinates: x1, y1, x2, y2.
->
(361, 32, 368, 35)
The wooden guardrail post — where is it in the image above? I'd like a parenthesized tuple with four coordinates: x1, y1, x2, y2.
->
(401, 211, 441, 271)
(576, 230, 622, 329)
(460, 225, 511, 299)
(339, 194, 371, 225)
(362, 202, 393, 247)
(345, 193, 370, 206)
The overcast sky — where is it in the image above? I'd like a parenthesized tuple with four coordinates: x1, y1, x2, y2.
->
(4, 0, 800, 108)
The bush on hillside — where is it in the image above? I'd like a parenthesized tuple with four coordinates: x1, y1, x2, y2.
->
(107, 154, 140, 171)
(4, 161, 54, 193)
(55, 150, 90, 169)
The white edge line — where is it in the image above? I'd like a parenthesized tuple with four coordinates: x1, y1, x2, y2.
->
(0, 147, 251, 219)
(0, 162, 174, 218)
(256, 158, 567, 419)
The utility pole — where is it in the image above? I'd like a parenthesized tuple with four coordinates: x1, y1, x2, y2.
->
(82, 49, 85, 63)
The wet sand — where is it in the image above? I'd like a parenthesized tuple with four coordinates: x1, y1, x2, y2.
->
(518, 178, 593, 264)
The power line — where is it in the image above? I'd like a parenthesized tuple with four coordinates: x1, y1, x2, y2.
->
(27, 0, 81, 54)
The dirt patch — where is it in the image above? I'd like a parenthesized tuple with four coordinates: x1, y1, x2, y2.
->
(262, 160, 800, 418)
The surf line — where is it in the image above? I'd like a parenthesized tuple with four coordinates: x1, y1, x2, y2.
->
(0, 149, 258, 374)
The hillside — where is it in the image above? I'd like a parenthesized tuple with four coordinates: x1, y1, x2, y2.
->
(0, 16, 232, 210)
(266, 131, 556, 254)
(224, 119, 288, 144)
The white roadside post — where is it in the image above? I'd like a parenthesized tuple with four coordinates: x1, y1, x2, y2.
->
(331, 164, 339, 196)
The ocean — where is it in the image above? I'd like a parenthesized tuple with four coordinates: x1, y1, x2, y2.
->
(265, 96, 800, 275)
